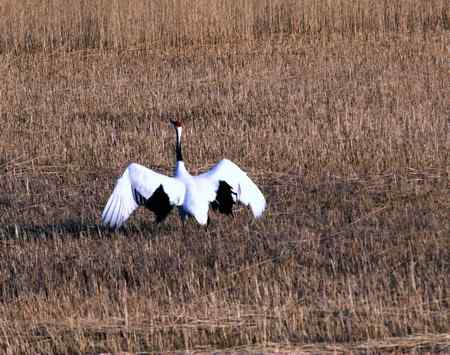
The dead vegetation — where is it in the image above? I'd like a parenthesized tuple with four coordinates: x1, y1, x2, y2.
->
(0, 0, 449, 353)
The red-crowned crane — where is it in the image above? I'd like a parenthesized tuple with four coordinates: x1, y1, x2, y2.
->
(101, 120, 266, 229)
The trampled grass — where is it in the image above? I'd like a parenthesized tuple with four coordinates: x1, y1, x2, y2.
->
(0, 1, 448, 353)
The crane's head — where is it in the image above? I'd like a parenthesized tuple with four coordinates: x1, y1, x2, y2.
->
(170, 119, 183, 161)
(170, 119, 182, 128)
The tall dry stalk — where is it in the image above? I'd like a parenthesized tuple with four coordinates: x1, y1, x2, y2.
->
(0, 0, 448, 353)
(0, 0, 448, 52)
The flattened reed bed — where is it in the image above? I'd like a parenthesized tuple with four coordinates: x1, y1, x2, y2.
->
(0, 1, 448, 353)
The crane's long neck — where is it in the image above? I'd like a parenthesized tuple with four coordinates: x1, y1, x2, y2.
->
(175, 127, 183, 162)
(174, 126, 189, 178)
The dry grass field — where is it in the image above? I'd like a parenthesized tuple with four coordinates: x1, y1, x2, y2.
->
(0, 0, 449, 353)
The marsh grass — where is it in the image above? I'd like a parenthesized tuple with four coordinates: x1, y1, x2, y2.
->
(0, 0, 448, 52)
(0, 1, 449, 353)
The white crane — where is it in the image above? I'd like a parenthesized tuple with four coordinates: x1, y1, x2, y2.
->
(101, 120, 266, 229)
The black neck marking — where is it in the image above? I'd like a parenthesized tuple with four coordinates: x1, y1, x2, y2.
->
(176, 131, 183, 161)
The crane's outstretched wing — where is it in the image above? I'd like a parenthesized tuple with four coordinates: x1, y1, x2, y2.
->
(199, 159, 266, 218)
(102, 163, 185, 229)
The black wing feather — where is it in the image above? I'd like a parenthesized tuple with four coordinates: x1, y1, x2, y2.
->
(133, 184, 173, 223)
(211, 180, 236, 216)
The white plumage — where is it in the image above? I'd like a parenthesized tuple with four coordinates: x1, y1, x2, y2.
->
(102, 164, 185, 229)
(102, 120, 266, 229)
(197, 159, 266, 218)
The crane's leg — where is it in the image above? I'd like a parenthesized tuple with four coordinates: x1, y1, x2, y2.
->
(178, 207, 188, 232)
(205, 217, 210, 232)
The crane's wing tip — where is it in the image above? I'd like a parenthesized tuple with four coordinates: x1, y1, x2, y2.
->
(251, 201, 266, 219)
(254, 208, 266, 218)
(101, 218, 122, 231)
